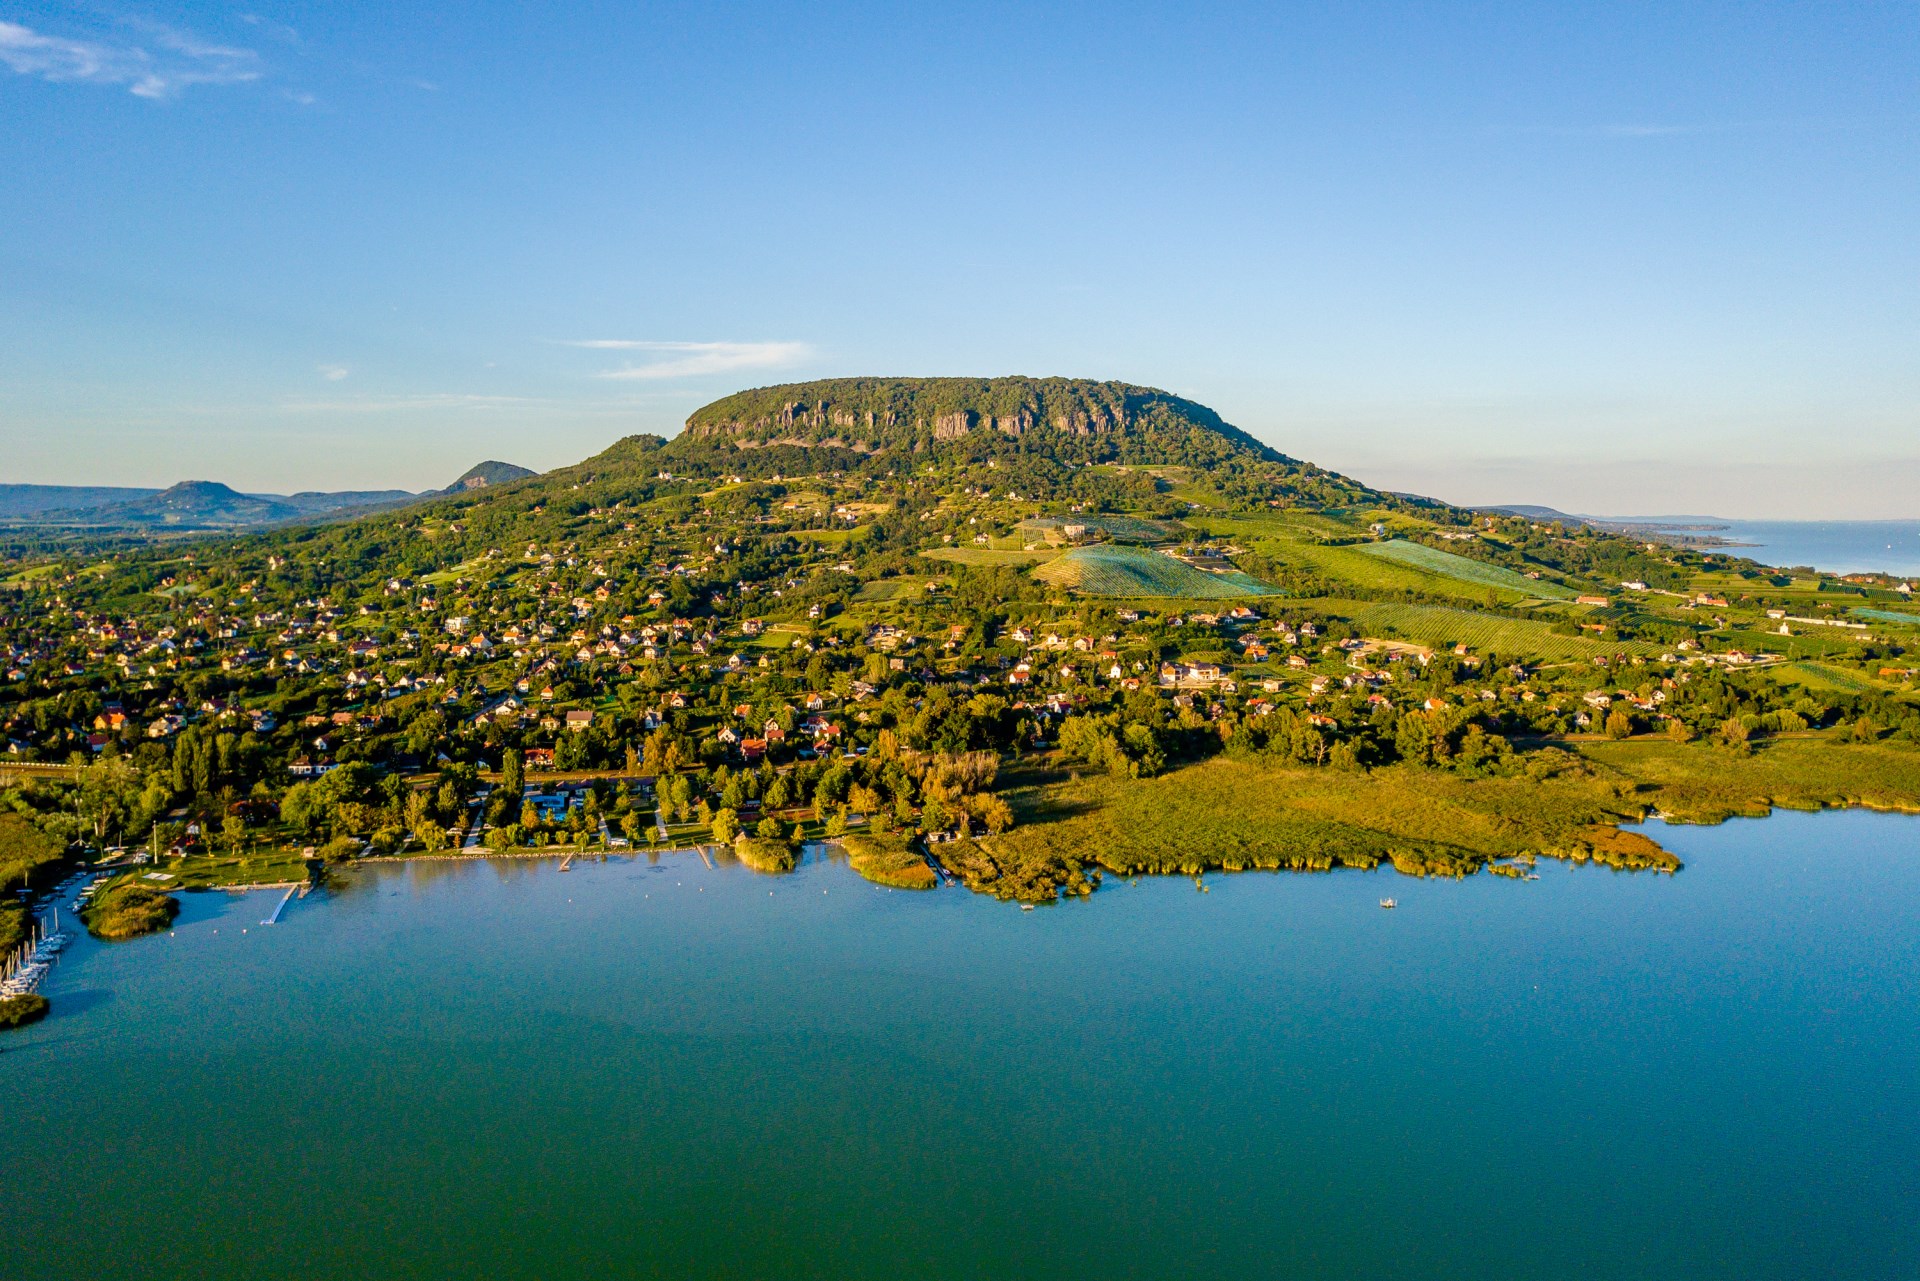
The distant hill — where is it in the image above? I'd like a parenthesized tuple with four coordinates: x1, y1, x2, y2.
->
(445, 461, 536, 492)
(672, 377, 1288, 467)
(0, 484, 162, 519)
(1, 461, 536, 538)
(89, 481, 310, 529)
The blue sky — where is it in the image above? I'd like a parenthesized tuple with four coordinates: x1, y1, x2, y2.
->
(2, 2, 1915, 516)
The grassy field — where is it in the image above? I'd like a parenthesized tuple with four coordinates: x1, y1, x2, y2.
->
(1033, 545, 1282, 598)
(1359, 540, 1575, 598)
(855, 575, 947, 602)
(145, 850, 315, 888)
(421, 557, 495, 586)
(921, 547, 1063, 567)
(1768, 661, 1881, 695)
(1329, 600, 1662, 662)
(788, 526, 872, 546)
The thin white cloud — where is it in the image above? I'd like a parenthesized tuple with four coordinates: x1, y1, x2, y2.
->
(0, 18, 260, 99)
(236, 13, 300, 43)
(318, 364, 349, 381)
(563, 339, 813, 381)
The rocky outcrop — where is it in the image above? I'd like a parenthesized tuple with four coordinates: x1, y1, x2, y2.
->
(672, 376, 1286, 466)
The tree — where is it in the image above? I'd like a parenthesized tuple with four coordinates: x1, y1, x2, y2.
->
(221, 813, 248, 854)
(710, 807, 739, 844)
(756, 815, 784, 839)
(501, 747, 524, 799)
(75, 757, 141, 848)
(1666, 719, 1693, 744)
(1604, 707, 1634, 740)
(971, 793, 1014, 834)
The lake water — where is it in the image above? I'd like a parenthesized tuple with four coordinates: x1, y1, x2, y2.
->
(4, 812, 1917, 1280)
(1620, 519, 1920, 577)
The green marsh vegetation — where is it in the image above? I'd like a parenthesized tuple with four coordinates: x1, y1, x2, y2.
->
(839, 831, 937, 889)
(83, 878, 180, 941)
(731, 833, 798, 874)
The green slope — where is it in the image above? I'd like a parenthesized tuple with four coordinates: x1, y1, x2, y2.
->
(1359, 540, 1574, 599)
(1034, 545, 1282, 598)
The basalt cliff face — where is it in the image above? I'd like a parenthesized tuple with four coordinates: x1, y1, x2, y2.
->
(672, 377, 1287, 466)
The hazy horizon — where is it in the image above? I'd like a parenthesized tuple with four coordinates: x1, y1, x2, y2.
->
(3, 3, 1916, 518)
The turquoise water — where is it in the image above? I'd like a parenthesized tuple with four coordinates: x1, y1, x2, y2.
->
(4, 812, 1918, 1280)
(1710, 520, 1920, 577)
(1623, 519, 1920, 577)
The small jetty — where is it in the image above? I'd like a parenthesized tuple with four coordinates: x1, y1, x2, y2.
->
(261, 885, 298, 926)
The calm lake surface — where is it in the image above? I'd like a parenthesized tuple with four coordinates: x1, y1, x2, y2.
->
(4, 811, 1917, 1280)
(1631, 519, 1920, 577)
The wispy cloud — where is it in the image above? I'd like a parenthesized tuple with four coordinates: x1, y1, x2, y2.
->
(317, 364, 349, 381)
(561, 339, 813, 381)
(0, 17, 261, 98)
(236, 13, 300, 43)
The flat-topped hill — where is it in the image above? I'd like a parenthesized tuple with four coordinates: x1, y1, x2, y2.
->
(673, 376, 1287, 466)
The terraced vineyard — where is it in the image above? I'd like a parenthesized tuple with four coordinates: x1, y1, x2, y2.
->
(1852, 607, 1920, 629)
(1034, 545, 1282, 598)
(1772, 661, 1882, 695)
(1359, 540, 1574, 598)
(1332, 601, 1663, 662)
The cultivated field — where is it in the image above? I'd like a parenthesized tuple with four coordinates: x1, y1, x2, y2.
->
(1017, 514, 1180, 544)
(921, 547, 1063, 567)
(1033, 545, 1282, 598)
(1359, 540, 1575, 598)
(1328, 600, 1663, 662)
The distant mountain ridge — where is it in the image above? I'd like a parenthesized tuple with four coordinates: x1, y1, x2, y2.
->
(0, 484, 162, 519)
(0, 459, 538, 534)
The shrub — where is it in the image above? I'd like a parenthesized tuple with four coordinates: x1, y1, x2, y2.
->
(0, 994, 49, 1030)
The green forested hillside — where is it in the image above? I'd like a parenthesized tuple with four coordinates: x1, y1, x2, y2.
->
(0, 375, 1913, 911)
